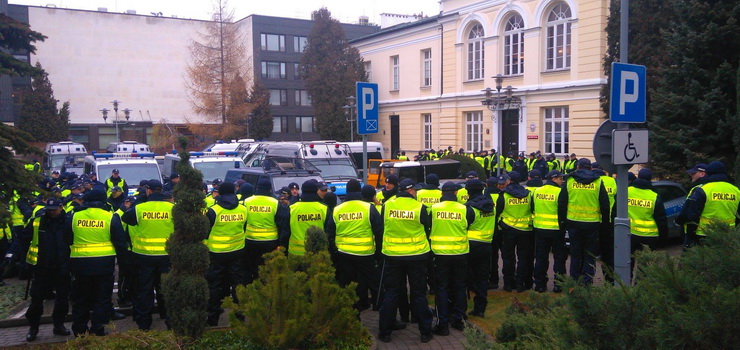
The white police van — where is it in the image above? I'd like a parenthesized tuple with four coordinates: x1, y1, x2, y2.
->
(106, 141, 151, 153)
(162, 151, 245, 186)
(44, 141, 88, 175)
(83, 152, 163, 196)
(243, 141, 358, 198)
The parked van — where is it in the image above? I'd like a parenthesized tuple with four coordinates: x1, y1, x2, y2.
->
(106, 141, 151, 153)
(84, 152, 162, 196)
(341, 141, 385, 179)
(43, 141, 88, 175)
(162, 151, 245, 185)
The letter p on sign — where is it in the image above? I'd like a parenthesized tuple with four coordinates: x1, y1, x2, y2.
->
(609, 63, 646, 123)
(361, 87, 374, 120)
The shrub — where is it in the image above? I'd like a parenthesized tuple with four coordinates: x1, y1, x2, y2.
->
(305, 225, 328, 253)
(226, 244, 370, 349)
(443, 154, 487, 181)
(58, 329, 261, 350)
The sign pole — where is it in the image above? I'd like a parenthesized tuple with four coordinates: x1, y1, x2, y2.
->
(362, 135, 368, 184)
(614, 0, 631, 285)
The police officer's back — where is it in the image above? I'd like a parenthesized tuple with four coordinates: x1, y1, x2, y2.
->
(284, 180, 328, 256)
(243, 178, 288, 283)
(627, 169, 668, 254)
(684, 161, 740, 245)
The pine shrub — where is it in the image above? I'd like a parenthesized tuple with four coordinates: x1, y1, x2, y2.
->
(443, 154, 486, 181)
(305, 225, 328, 253)
(161, 137, 210, 340)
(226, 238, 369, 349)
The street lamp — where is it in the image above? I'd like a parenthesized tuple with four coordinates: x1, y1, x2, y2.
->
(342, 95, 357, 142)
(100, 100, 131, 142)
(481, 74, 522, 176)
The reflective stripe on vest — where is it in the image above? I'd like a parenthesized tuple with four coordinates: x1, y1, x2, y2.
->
(501, 192, 533, 231)
(133, 201, 174, 256)
(601, 175, 617, 216)
(71, 208, 116, 258)
(26, 218, 41, 265)
(333, 200, 374, 256)
(627, 187, 659, 237)
(289, 201, 328, 256)
(566, 177, 603, 223)
(206, 204, 248, 253)
(697, 182, 740, 236)
(430, 201, 469, 255)
(382, 197, 429, 256)
(10, 193, 24, 227)
(467, 207, 496, 243)
(533, 184, 561, 230)
(243, 195, 279, 241)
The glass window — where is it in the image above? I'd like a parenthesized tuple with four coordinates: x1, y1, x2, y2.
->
(364, 61, 372, 81)
(467, 24, 485, 81)
(544, 107, 569, 154)
(423, 114, 432, 149)
(298, 116, 314, 132)
(504, 14, 525, 75)
(422, 49, 432, 87)
(293, 36, 308, 52)
(269, 89, 287, 106)
(295, 90, 311, 106)
(261, 61, 286, 79)
(546, 3, 572, 70)
(294, 63, 301, 80)
(465, 111, 483, 152)
(391, 56, 399, 91)
(272, 116, 288, 133)
(261, 33, 285, 51)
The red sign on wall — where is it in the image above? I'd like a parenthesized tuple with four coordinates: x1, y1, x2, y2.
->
(527, 135, 539, 139)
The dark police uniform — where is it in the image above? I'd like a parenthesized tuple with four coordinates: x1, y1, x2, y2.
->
(532, 176, 567, 292)
(683, 161, 740, 245)
(242, 181, 289, 284)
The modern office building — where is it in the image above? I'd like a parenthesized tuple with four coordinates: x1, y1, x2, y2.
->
(7, 4, 378, 150)
(353, 0, 607, 159)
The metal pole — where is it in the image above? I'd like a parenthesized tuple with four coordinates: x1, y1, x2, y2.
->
(614, 0, 631, 285)
(496, 88, 502, 177)
(115, 109, 120, 142)
(362, 135, 368, 184)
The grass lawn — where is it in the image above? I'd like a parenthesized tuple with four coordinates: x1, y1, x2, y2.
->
(0, 282, 27, 319)
(465, 290, 532, 338)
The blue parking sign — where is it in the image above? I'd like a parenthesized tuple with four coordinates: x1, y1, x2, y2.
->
(356, 82, 379, 134)
(609, 62, 646, 123)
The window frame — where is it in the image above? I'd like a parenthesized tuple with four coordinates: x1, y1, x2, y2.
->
(543, 106, 569, 154)
(467, 24, 485, 81)
(423, 114, 432, 149)
(545, 3, 572, 71)
(294, 90, 311, 106)
(390, 56, 400, 91)
(261, 61, 287, 79)
(503, 14, 525, 76)
(293, 36, 308, 53)
(269, 89, 288, 106)
(465, 111, 484, 152)
(422, 49, 432, 87)
(260, 33, 286, 52)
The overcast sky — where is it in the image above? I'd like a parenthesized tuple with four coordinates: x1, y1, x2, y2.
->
(10, 0, 440, 24)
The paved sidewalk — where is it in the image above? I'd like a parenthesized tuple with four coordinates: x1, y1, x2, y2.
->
(361, 309, 467, 350)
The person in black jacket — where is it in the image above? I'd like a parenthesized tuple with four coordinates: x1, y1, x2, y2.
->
(495, 171, 535, 292)
(465, 179, 495, 315)
(525, 170, 544, 188)
(106, 186, 125, 212)
(532, 153, 549, 177)
(10, 198, 71, 341)
(242, 179, 288, 284)
(626, 169, 668, 256)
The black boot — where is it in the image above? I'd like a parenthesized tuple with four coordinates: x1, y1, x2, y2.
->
(26, 327, 39, 342)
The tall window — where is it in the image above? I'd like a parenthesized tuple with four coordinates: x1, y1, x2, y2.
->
(269, 89, 287, 106)
(295, 90, 311, 106)
(544, 107, 569, 154)
(423, 114, 432, 149)
(546, 3, 572, 70)
(467, 24, 485, 81)
(364, 61, 372, 81)
(261, 33, 285, 51)
(504, 14, 525, 75)
(272, 116, 288, 133)
(465, 111, 483, 152)
(391, 56, 399, 91)
(293, 36, 308, 52)
(422, 49, 432, 87)
(262, 61, 286, 79)
(297, 116, 314, 132)
(294, 63, 301, 80)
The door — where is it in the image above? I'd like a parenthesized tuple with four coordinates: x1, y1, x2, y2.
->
(389, 115, 400, 157)
(501, 109, 519, 155)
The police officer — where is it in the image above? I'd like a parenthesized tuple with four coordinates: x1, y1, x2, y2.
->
(558, 158, 610, 285)
(376, 175, 399, 210)
(65, 189, 127, 336)
(486, 175, 508, 289)
(526, 170, 544, 188)
(11, 198, 71, 341)
(326, 179, 383, 311)
(495, 171, 534, 292)
(204, 182, 248, 326)
(162, 173, 180, 193)
(457, 171, 479, 204)
(532, 152, 549, 177)
(205, 178, 223, 207)
(122, 180, 174, 330)
(430, 182, 474, 335)
(398, 151, 409, 161)
(626, 169, 668, 260)
(592, 162, 616, 282)
(563, 153, 577, 173)
(105, 169, 127, 198)
(114, 196, 136, 308)
(513, 153, 528, 176)
(377, 179, 433, 343)
(465, 179, 495, 314)
(243, 178, 288, 283)
(287, 182, 300, 204)
(284, 180, 328, 256)
(107, 186, 125, 212)
(416, 174, 442, 206)
(683, 161, 740, 246)
(676, 163, 708, 246)
(532, 170, 567, 293)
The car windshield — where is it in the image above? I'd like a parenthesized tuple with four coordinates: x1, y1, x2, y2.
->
(272, 175, 323, 191)
(194, 161, 243, 182)
(98, 164, 161, 188)
(50, 154, 86, 168)
(309, 159, 357, 179)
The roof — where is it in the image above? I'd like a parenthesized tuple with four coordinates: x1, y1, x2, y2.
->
(350, 13, 456, 43)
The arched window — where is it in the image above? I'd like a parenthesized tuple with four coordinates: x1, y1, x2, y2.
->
(546, 3, 571, 70)
(503, 14, 525, 75)
(467, 24, 485, 80)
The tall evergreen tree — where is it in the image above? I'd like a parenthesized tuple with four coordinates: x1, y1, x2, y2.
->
(248, 78, 272, 140)
(18, 62, 70, 141)
(649, 0, 739, 182)
(300, 8, 366, 140)
(0, 13, 46, 76)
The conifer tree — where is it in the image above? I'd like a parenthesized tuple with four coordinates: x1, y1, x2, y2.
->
(161, 137, 210, 340)
(18, 62, 70, 142)
(248, 78, 272, 140)
(0, 13, 46, 76)
(300, 8, 366, 141)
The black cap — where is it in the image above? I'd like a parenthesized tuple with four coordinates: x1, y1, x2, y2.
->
(89, 171, 97, 176)
(385, 174, 399, 186)
(686, 163, 707, 175)
(218, 182, 235, 195)
(302, 179, 319, 193)
(83, 189, 106, 202)
(212, 178, 223, 187)
(124, 196, 136, 203)
(628, 172, 636, 182)
(528, 170, 542, 179)
(638, 168, 653, 181)
(465, 171, 479, 179)
(577, 158, 592, 169)
(257, 178, 272, 191)
(112, 169, 120, 174)
(147, 180, 163, 190)
(465, 179, 485, 192)
(288, 182, 300, 190)
(399, 178, 415, 191)
(277, 186, 289, 195)
(72, 193, 84, 200)
(425, 174, 440, 187)
(497, 174, 510, 184)
(508, 171, 523, 183)
(592, 161, 601, 170)
(170, 173, 180, 179)
(346, 179, 362, 193)
(111, 186, 122, 192)
(441, 181, 460, 192)
(51, 170, 60, 175)
(361, 185, 376, 200)
(45, 198, 62, 210)
(139, 180, 149, 186)
(317, 182, 329, 191)
(51, 186, 61, 193)
(705, 161, 726, 175)
(545, 170, 564, 180)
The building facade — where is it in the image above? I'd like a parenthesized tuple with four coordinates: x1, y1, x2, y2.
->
(353, 0, 608, 159)
(14, 5, 377, 150)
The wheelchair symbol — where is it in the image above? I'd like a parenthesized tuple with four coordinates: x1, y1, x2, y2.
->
(624, 132, 640, 162)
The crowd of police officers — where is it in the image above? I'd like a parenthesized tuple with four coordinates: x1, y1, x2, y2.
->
(2, 152, 739, 344)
